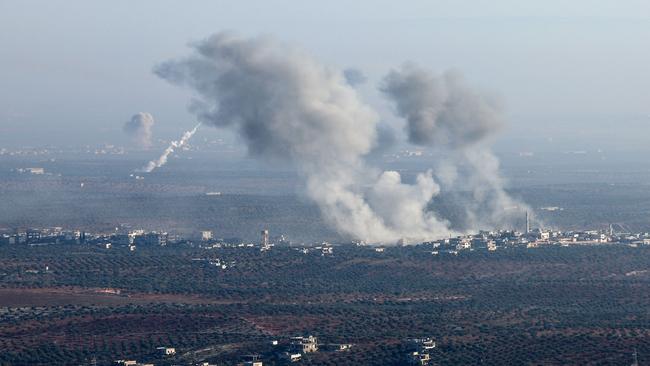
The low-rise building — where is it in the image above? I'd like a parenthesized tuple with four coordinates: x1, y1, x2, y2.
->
(201, 230, 213, 241)
(156, 346, 176, 356)
(114, 361, 153, 366)
(290, 335, 318, 353)
(114, 361, 137, 366)
(134, 232, 168, 246)
(280, 352, 301, 362)
(407, 351, 431, 365)
(238, 354, 263, 366)
(412, 337, 436, 350)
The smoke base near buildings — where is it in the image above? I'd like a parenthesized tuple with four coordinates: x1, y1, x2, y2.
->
(153, 32, 527, 244)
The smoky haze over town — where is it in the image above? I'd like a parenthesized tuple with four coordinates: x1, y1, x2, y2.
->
(1, 1, 650, 365)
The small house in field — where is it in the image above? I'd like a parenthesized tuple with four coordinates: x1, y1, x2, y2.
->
(156, 346, 176, 356)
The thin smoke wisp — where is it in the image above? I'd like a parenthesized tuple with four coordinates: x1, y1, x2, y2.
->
(140, 124, 200, 173)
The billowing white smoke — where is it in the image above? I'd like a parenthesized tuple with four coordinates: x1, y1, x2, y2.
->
(123, 112, 155, 148)
(381, 64, 528, 230)
(140, 124, 200, 173)
(155, 33, 456, 243)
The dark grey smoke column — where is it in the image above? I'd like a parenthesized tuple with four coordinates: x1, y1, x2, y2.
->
(381, 65, 503, 147)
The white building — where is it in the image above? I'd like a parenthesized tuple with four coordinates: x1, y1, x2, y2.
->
(290, 335, 318, 353)
(201, 230, 213, 241)
(156, 346, 176, 355)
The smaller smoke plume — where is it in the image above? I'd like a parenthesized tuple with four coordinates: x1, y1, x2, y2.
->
(140, 124, 200, 173)
(381, 65, 503, 148)
(343, 68, 367, 87)
(382, 64, 528, 231)
(123, 112, 155, 148)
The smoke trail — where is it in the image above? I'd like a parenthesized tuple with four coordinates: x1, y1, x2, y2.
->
(140, 124, 200, 173)
(155, 33, 456, 243)
(381, 64, 528, 230)
(123, 112, 155, 148)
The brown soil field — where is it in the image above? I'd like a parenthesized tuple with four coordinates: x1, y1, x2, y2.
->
(0, 287, 222, 307)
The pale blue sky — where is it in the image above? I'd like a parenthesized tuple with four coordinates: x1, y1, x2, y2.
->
(1, 0, 649, 152)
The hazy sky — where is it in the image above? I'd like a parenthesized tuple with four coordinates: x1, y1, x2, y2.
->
(1, 0, 650, 152)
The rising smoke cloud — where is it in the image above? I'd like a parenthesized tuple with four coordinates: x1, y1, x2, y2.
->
(155, 33, 455, 243)
(381, 64, 527, 231)
(140, 124, 200, 173)
(381, 66, 503, 147)
(154, 32, 526, 243)
(123, 112, 155, 148)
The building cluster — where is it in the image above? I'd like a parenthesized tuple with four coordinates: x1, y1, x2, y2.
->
(279, 335, 319, 362)
(426, 226, 650, 255)
(112, 229, 169, 248)
(111, 335, 352, 366)
(290, 242, 334, 256)
(5, 223, 650, 256)
(15, 167, 45, 174)
(274, 335, 353, 363)
(198, 229, 291, 251)
(406, 337, 437, 365)
(114, 347, 176, 366)
(116, 361, 219, 366)
(114, 359, 154, 366)
(0, 226, 171, 250)
(0, 144, 129, 157)
(0, 227, 86, 246)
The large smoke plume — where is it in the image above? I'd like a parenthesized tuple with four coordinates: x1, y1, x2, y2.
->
(155, 32, 525, 243)
(123, 112, 155, 148)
